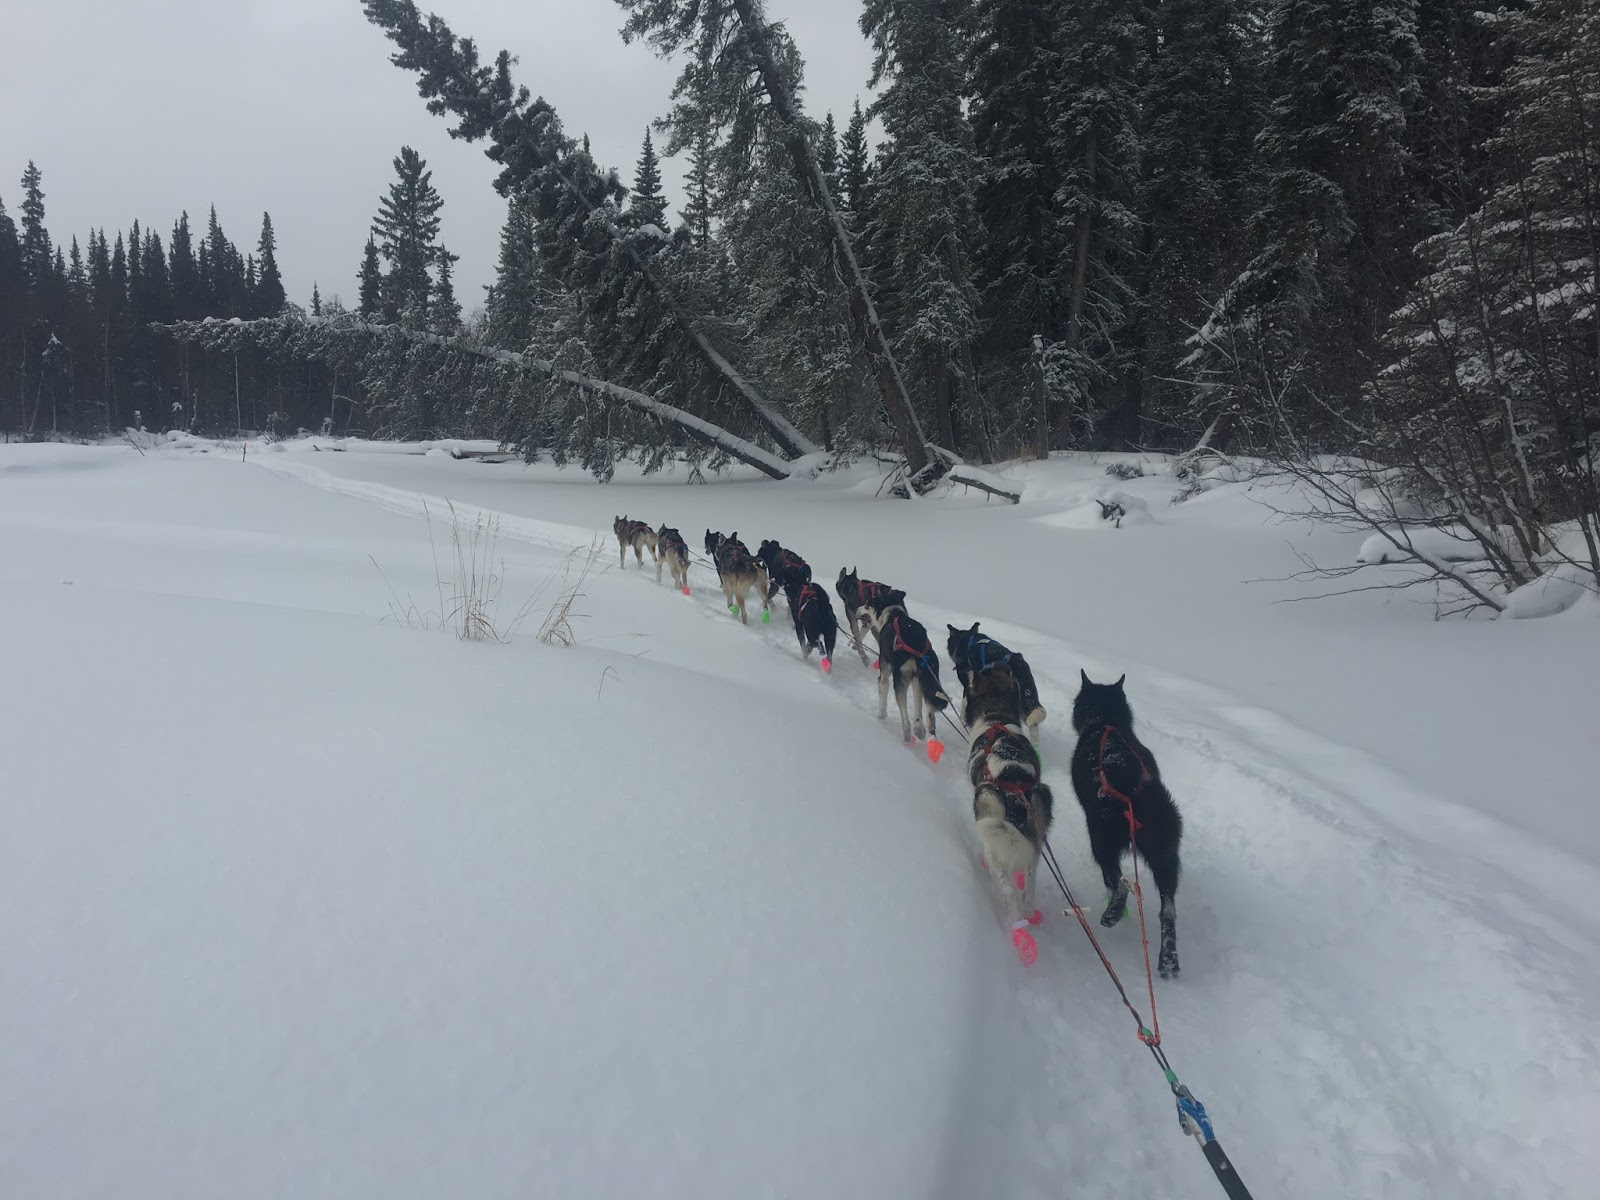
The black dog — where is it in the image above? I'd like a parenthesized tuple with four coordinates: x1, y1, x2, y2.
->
(947, 622, 1046, 743)
(757, 540, 812, 603)
(835, 567, 895, 666)
(782, 579, 838, 669)
(862, 589, 951, 742)
(1069, 672, 1183, 979)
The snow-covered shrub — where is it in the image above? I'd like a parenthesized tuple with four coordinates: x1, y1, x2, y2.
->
(1105, 461, 1144, 480)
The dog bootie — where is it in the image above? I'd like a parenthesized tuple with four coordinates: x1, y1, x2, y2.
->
(682, 586, 691, 596)
(819, 657, 831, 674)
(1011, 920, 1038, 967)
(1027, 909, 1043, 926)
(761, 610, 770, 624)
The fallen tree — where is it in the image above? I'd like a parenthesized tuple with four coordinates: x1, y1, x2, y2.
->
(154, 313, 1021, 501)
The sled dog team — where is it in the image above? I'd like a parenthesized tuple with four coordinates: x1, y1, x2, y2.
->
(614, 515, 1183, 976)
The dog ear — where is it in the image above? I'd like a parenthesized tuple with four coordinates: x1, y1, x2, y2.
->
(970, 622, 980, 633)
(1115, 674, 1127, 688)
(1080, 669, 1092, 685)
(948, 623, 959, 634)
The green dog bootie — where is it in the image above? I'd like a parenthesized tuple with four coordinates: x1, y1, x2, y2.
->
(761, 609, 771, 624)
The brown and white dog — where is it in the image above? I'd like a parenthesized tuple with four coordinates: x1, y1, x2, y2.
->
(835, 567, 895, 666)
(965, 662, 1054, 966)
(613, 516, 658, 569)
(705, 530, 770, 625)
(656, 525, 691, 592)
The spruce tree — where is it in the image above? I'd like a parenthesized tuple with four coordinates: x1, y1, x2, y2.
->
(87, 229, 111, 315)
(0, 201, 24, 334)
(839, 99, 873, 229)
(311, 283, 322, 316)
(357, 236, 384, 319)
(67, 236, 87, 307)
(169, 212, 200, 320)
(817, 111, 840, 194)
(628, 130, 669, 230)
(1197, 0, 1423, 430)
(1139, 0, 1267, 439)
(143, 230, 171, 322)
(863, 0, 986, 453)
(679, 126, 716, 249)
(371, 146, 444, 324)
(19, 161, 51, 292)
(486, 195, 544, 348)
(255, 212, 286, 316)
(432, 246, 462, 335)
(967, 0, 1067, 370)
(1048, 0, 1151, 444)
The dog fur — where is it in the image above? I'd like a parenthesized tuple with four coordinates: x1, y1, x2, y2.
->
(781, 579, 838, 663)
(613, 516, 658, 569)
(656, 525, 690, 590)
(863, 589, 951, 742)
(1069, 672, 1183, 979)
(704, 530, 770, 625)
(757, 540, 812, 604)
(835, 567, 893, 667)
(964, 664, 1055, 935)
(947, 622, 1047, 743)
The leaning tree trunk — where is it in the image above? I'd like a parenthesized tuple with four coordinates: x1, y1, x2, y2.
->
(360, 0, 819, 462)
(727, 0, 935, 485)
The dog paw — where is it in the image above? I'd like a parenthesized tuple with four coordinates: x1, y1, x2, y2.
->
(1011, 925, 1038, 967)
(1158, 954, 1179, 980)
(913, 722, 926, 740)
(1027, 908, 1043, 926)
(1099, 902, 1128, 928)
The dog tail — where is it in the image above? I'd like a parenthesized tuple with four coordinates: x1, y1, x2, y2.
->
(918, 658, 951, 712)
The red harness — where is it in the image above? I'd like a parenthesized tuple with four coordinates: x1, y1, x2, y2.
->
(888, 612, 931, 662)
(975, 722, 1035, 793)
(1096, 725, 1152, 834)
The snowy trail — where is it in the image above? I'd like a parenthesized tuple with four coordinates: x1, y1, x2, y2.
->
(262, 452, 1600, 1199)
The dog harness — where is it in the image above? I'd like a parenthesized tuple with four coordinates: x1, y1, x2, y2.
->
(956, 630, 1013, 674)
(795, 582, 821, 619)
(779, 549, 810, 579)
(1095, 724, 1152, 833)
(974, 721, 1043, 836)
(888, 613, 934, 665)
(660, 530, 688, 557)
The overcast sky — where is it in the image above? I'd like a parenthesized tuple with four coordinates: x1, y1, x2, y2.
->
(0, 0, 875, 312)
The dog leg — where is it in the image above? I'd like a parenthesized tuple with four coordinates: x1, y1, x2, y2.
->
(736, 589, 748, 625)
(1157, 894, 1179, 979)
(1089, 832, 1130, 927)
(1145, 849, 1181, 979)
(908, 674, 926, 741)
(851, 615, 872, 665)
(894, 671, 915, 741)
(877, 661, 891, 719)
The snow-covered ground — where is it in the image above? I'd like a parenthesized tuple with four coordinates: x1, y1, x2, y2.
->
(3, 439, 1598, 1199)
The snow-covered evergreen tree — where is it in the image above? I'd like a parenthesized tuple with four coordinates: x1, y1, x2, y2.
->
(627, 130, 669, 231)
(1048, 0, 1151, 446)
(863, 0, 987, 455)
(18, 162, 51, 293)
(431, 246, 461, 335)
(1139, 0, 1267, 440)
(357, 237, 384, 320)
(371, 146, 444, 325)
(1192, 0, 1423, 437)
(255, 213, 286, 316)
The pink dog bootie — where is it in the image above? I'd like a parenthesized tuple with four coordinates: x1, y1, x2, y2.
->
(1011, 919, 1038, 967)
